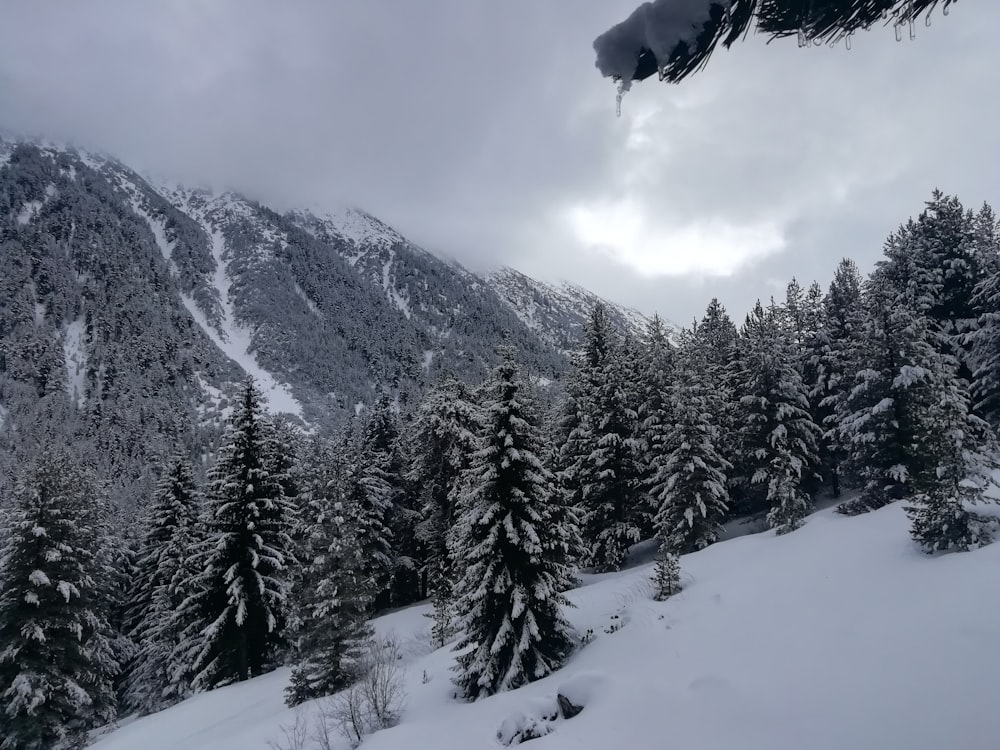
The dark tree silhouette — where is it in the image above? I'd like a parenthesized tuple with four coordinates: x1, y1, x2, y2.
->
(595, 0, 958, 89)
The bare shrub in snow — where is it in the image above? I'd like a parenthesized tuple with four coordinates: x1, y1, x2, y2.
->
(326, 636, 407, 747)
(270, 636, 406, 749)
(327, 685, 372, 749)
(267, 709, 310, 750)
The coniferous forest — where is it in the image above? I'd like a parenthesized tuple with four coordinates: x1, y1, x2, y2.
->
(2, 188, 1000, 749)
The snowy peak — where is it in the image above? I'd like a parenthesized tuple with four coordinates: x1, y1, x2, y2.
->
(285, 207, 422, 319)
(487, 267, 650, 351)
(287, 206, 405, 263)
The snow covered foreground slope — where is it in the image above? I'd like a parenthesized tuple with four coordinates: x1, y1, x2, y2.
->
(93, 505, 1000, 750)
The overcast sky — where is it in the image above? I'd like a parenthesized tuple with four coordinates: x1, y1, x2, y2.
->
(2, 1, 998, 324)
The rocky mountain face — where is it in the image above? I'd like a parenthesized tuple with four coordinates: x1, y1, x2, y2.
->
(0, 139, 643, 504)
(486, 267, 648, 353)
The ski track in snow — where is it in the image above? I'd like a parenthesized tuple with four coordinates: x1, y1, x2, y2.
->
(63, 317, 87, 408)
(91, 503, 1000, 750)
(181, 225, 301, 418)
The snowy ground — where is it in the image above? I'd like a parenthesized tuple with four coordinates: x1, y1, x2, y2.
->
(92, 504, 1000, 750)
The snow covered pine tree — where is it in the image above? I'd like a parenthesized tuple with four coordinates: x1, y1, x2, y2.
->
(811, 259, 865, 499)
(286, 436, 372, 706)
(124, 454, 202, 715)
(451, 347, 574, 699)
(0, 454, 120, 750)
(173, 379, 298, 690)
(573, 304, 644, 572)
(738, 302, 820, 534)
(409, 376, 480, 647)
(652, 546, 682, 601)
(651, 325, 731, 554)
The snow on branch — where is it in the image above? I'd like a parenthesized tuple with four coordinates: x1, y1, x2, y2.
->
(593, 0, 959, 91)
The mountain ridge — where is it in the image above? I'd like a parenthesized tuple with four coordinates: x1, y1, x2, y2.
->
(0, 137, 644, 502)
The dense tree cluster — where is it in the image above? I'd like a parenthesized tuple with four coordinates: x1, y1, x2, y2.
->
(2, 189, 999, 746)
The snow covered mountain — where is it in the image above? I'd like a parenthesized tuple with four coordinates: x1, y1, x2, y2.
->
(88, 501, 1000, 750)
(0, 138, 636, 502)
(284, 208, 568, 377)
(487, 266, 651, 352)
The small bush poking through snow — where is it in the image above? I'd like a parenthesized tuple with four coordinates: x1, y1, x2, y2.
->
(267, 710, 311, 750)
(652, 545, 682, 600)
(328, 636, 407, 747)
(272, 636, 407, 750)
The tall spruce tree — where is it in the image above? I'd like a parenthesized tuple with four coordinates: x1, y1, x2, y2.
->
(783, 279, 826, 491)
(361, 396, 421, 609)
(0, 453, 120, 750)
(652, 326, 731, 553)
(904, 379, 998, 553)
(836, 265, 959, 514)
(285, 437, 372, 706)
(451, 349, 573, 699)
(695, 299, 742, 513)
(409, 377, 480, 645)
(572, 305, 644, 572)
(882, 192, 992, 383)
(174, 379, 297, 690)
(812, 259, 865, 498)
(344, 427, 395, 613)
(551, 354, 591, 567)
(123, 455, 202, 715)
(637, 314, 676, 536)
(738, 302, 820, 533)
(781, 278, 809, 347)
(970, 205, 1000, 428)
(841, 241, 1000, 540)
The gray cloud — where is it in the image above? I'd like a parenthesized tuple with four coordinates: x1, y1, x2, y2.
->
(1, 0, 998, 325)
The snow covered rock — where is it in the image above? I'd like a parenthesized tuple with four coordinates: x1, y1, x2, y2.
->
(556, 694, 583, 719)
(557, 671, 605, 718)
(497, 675, 602, 744)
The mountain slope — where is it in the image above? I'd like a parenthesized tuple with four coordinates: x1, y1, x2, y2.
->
(285, 208, 567, 382)
(0, 138, 640, 503)
(89, 502, 1000, 750)
(487, 266, 651, 352)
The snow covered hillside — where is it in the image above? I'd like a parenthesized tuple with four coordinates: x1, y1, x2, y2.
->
(91, 503, 1000, 750)
(487, 266, 651, 352)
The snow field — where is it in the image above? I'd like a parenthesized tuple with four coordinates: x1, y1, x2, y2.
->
(93, 503, 1000, 750)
